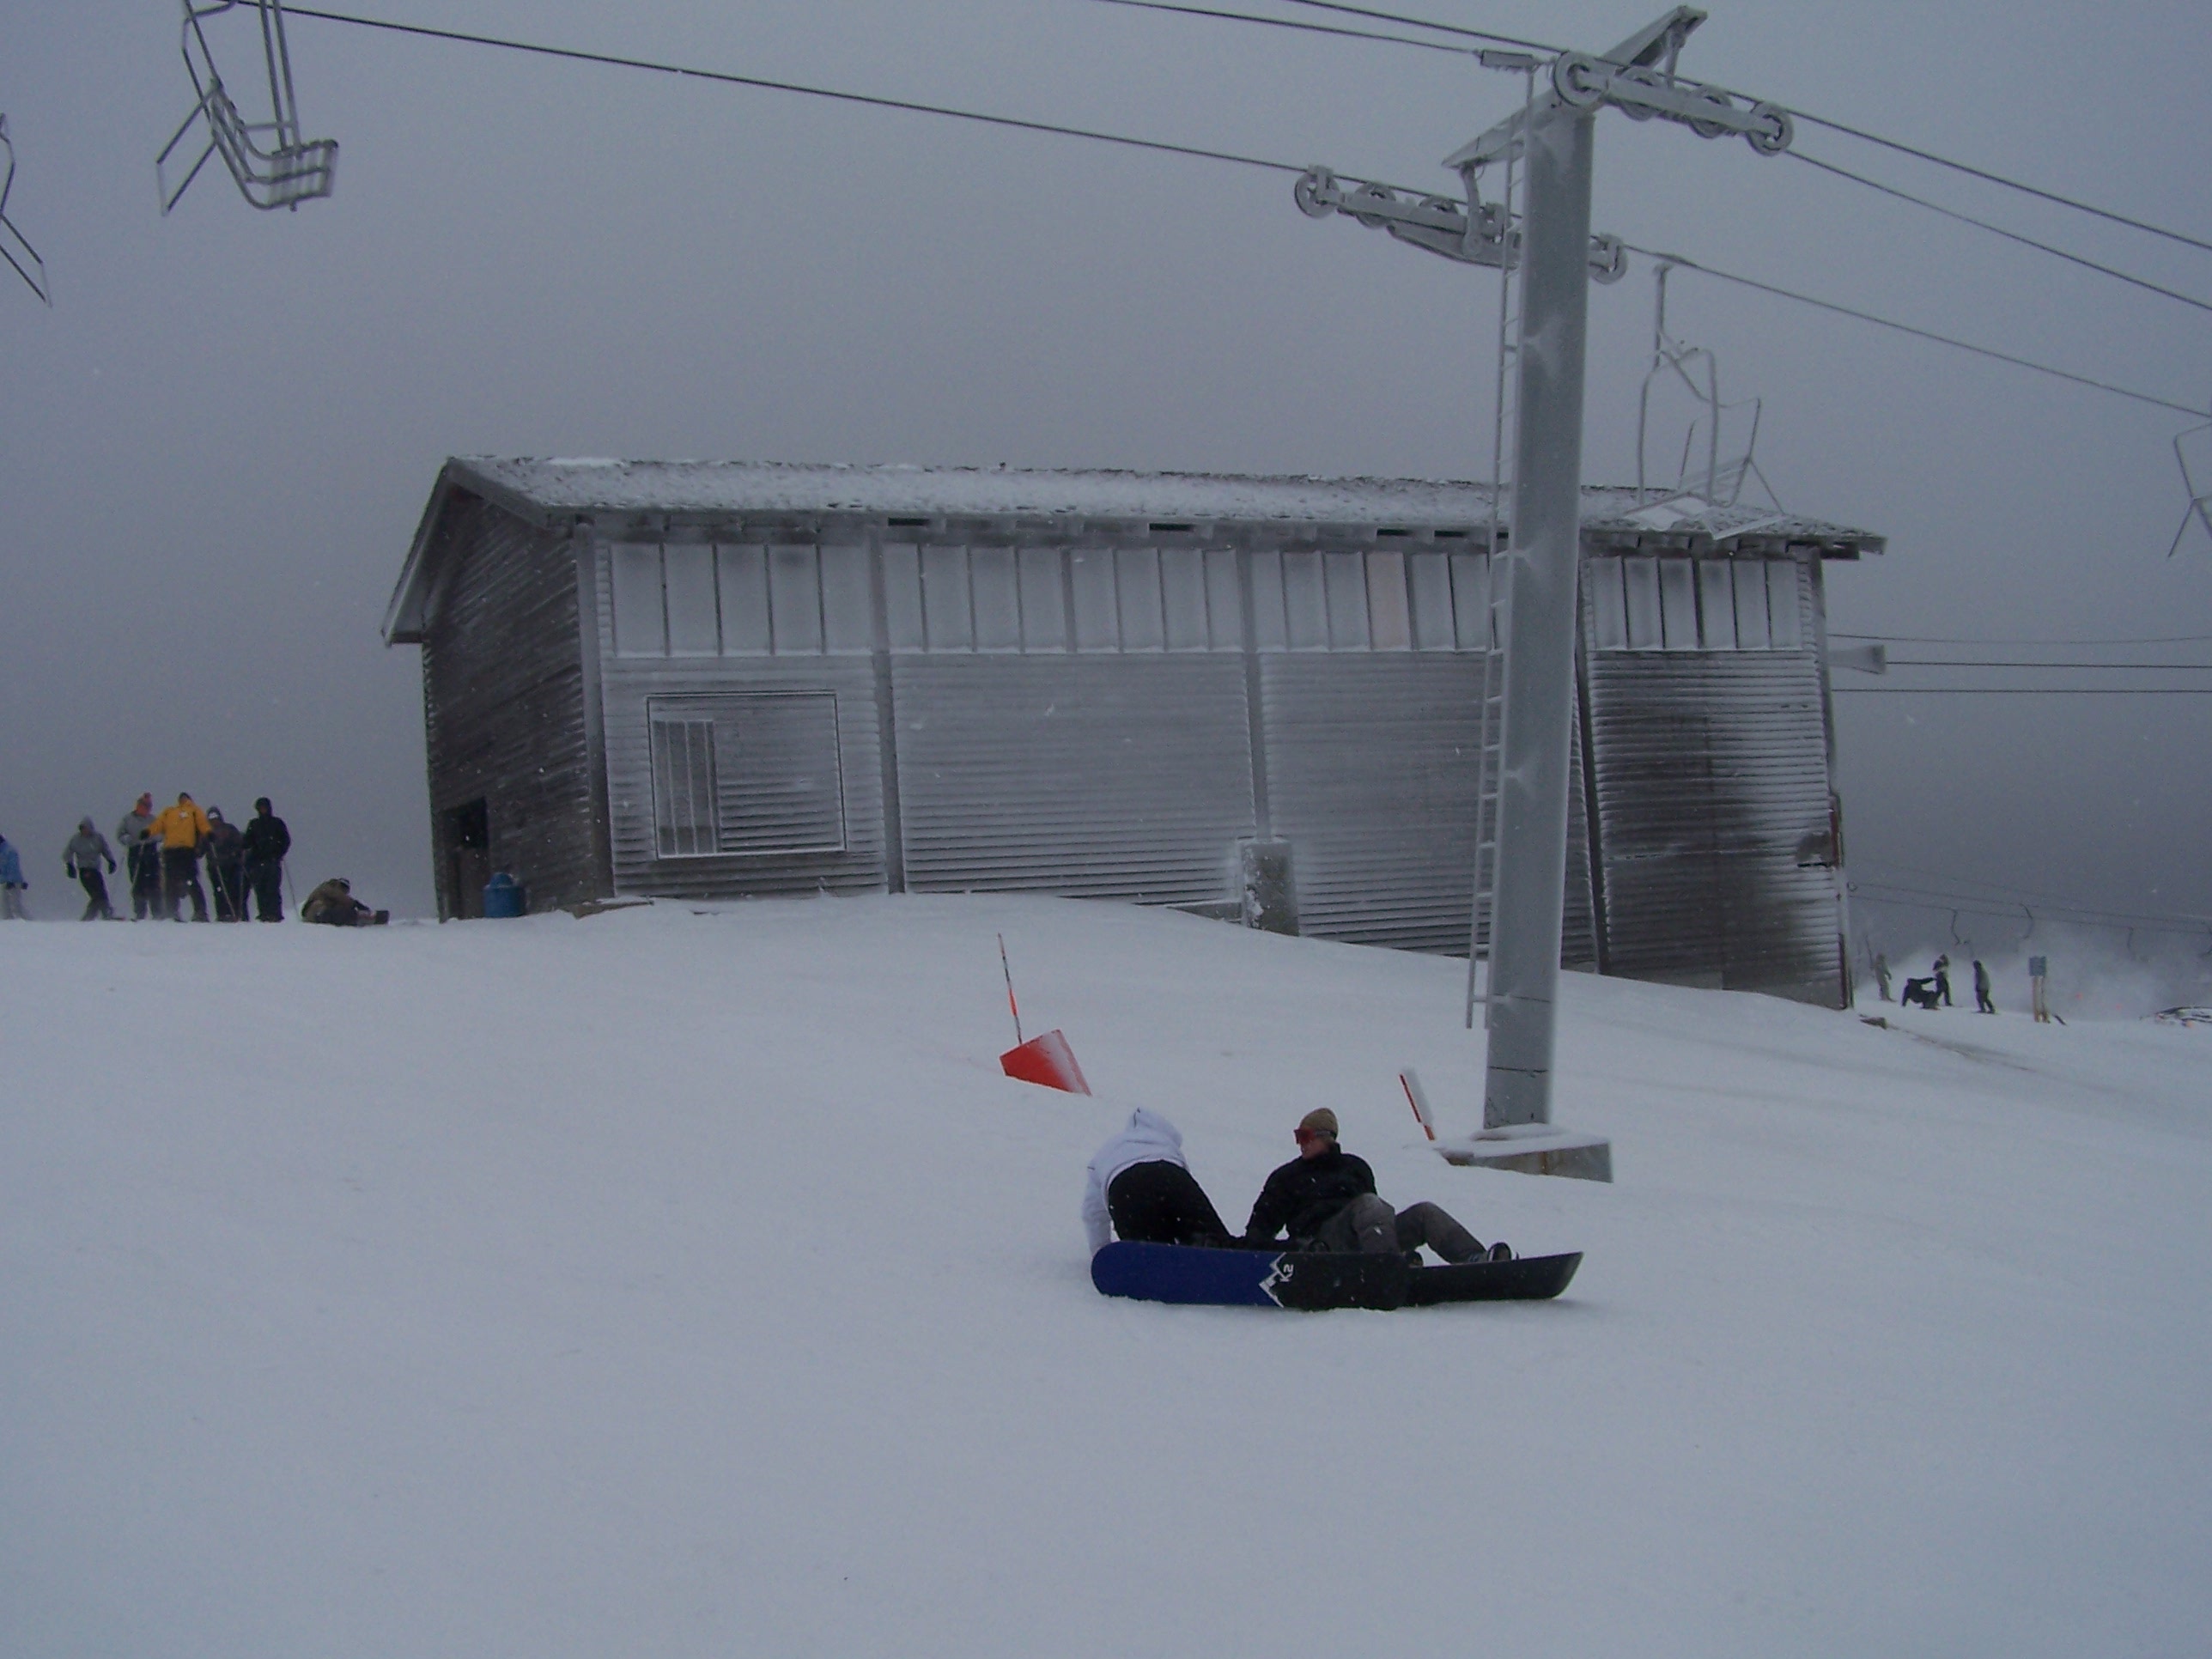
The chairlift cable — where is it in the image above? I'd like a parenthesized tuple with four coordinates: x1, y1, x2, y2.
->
(1881, 659, 2212, 670)
(1075, 0, 1472, 56)
(1619, 244, 2207, 418)
(1832, 631, 2212, 645)
(283, 5, 1308, 178)
(1267, 0, 1558, 53)
(1264, 1, 2212, 256)
(282, 9, 2206, 426)
(1788, 151, 2212, 314)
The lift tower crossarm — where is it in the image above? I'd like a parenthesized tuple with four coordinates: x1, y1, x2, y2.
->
(1291, 166, 1627, 281)
(1445, 7, 1793, 172)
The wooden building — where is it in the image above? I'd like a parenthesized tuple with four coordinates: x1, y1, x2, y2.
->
(384, 459, 1881, 1006)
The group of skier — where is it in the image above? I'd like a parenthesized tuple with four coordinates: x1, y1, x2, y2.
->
(7, 793, 391, 928)
(3, 793, 292, 924)
(1874, 951, 2000, 1014)
(1084, 1105, 1511, 1266)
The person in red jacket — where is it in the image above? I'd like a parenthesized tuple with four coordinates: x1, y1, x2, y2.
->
(145, 793, 212, 922)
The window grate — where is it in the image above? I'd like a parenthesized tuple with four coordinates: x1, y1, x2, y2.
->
(650, 716, 720, 856)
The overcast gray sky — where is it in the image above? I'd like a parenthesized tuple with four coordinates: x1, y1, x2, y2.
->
(3, 1, 2207, 964)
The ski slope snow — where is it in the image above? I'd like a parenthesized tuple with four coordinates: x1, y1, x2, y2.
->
(3, 896, 2206, 1656)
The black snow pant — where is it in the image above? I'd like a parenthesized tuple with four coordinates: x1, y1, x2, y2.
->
(161, 847, 208, 921)
(1312, 1194, 1484, 1263)
(209, 860, 246, 921)
(129, 847, 161, 920)
(246, 859, 284, 921)
(76, 868, 114, 920)
(1106, 1160, 1234, 1248)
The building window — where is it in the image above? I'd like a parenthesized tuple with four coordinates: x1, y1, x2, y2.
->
(650, 715, 719, 856)
(647, 694, 848, 858)
(1588, 556, 1808, 653)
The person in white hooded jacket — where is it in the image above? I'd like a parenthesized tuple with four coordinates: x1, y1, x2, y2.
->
(1083, 1108, 1235, 1255)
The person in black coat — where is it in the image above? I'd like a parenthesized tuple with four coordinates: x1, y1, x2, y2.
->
(240, 797, 292, 922)
(1241, 1109, 1507, 1263)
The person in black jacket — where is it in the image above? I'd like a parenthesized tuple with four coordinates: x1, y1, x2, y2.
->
(240, 798, 292, 922)
(1241, 1109, 1508, 1263)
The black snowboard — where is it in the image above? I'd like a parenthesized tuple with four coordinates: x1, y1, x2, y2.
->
(1091, 1241, 1581, 1310)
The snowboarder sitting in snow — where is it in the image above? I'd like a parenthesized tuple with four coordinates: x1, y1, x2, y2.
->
(1899, 976, 1941, 1011)
(1084, 1108, 1235, 1254)
(301, 877, 388, 927)
(1242, 1109, 1509, 1264)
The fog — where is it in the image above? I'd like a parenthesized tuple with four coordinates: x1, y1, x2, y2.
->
(2, 2, 2206, 985)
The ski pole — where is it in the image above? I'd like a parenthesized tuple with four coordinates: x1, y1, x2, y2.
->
(997, 933, 1024, 1046)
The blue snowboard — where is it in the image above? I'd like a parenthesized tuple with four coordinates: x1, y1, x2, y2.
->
(1091, 1241, 1581, 1310)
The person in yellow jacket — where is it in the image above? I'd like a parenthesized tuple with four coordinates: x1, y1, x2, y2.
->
(146, 792, 212, 922)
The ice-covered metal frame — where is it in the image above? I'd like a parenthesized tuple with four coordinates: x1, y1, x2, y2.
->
(1635, 259, 1780, 519)
(2169, 421, 2212, 558)
(0, 115, 49, 304)
(156, 0, 337, 213)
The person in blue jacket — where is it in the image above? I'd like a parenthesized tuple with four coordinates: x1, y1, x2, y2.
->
(0, 833, 28, 919)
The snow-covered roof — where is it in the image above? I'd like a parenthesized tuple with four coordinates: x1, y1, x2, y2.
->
(386, 456, 1883, 641)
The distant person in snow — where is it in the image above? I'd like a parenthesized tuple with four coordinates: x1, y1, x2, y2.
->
(0, 834, 27, 919)
(240, 798, 291, 922)
(1241, 1109, 1507, 1264)
(301, 878, 387, 927)
(117, 793, 161, 921)
(1972, 959, 1996, 1015)
(1872, 952, 1892, 1002)
(1899, 976, 1940, 1011)
(1932, 955, 1954, 1008)
(1084, 1108, 1234, 1253)
(203, 808, 247, 922)
(146, 793, 211, 922)
(63, 817, 118, 920)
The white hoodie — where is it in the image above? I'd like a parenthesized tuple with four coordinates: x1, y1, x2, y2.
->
(1082, 1108, 1190, 1255)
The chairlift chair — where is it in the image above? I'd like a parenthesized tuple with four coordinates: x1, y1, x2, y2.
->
(157, 0, 336, 212)
(0, 115, 49, 304)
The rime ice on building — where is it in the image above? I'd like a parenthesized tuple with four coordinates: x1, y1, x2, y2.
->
(384, 459, 1881, 1006)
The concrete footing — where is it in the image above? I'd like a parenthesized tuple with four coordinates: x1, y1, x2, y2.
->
(1431, 1123, 1613, 1182)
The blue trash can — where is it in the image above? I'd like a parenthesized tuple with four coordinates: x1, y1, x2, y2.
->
(482, 871, 526, 918)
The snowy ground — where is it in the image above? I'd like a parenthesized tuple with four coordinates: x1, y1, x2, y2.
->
(3, 896, 2207, 1657)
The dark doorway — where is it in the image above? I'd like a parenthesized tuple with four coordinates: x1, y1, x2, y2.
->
(444, 798, 490, 920)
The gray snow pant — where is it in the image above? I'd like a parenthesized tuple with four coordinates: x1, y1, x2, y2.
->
(1312, 1194, 1483, 1263)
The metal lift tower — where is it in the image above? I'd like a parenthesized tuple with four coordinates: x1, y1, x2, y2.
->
(1299, 9, 1794, 1177)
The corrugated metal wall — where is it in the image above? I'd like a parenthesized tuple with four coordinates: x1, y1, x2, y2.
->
(419, 499, 600, 916)
(1580, 554, 1846, 1005)
(542, 526, 1838, 997)
(592, 550, 889, 901)
(892, 654, 1255, 902)
(1257, 653, 1595, 959)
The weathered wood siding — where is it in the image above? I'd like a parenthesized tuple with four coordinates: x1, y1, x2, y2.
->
(1580, 552, 1846, 1005)
(419, 497, 603, 916)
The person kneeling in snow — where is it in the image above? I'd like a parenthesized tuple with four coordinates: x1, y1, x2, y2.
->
(1242, 1109, 1508, 1264)
(301, 878, 388, 927)
(1084, 1109, 1235, 1255)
